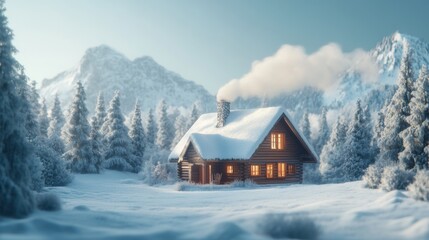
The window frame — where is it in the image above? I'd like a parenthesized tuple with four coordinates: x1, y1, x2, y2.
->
(270, 132, 285, 150)
(278, 162, 286, 178)
(266, 164, 274, 178)
(226, 164, 233, 174)
(250, 164, 260, 176)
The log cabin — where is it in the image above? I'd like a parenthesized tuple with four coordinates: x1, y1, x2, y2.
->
(168, 101, 318, 184)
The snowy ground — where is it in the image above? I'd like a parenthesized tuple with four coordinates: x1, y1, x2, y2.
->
(1, 171, 429, 240)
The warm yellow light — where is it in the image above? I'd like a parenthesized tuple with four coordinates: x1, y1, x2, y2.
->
(227, 165, 233, 174)
(266, 164, 273, 178)
(251, 165, 260, 176)
(278, 163, 286, 177)
(271, 133, 285, 150)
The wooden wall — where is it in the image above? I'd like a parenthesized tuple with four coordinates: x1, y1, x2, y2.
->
(248, 115, 307, 184)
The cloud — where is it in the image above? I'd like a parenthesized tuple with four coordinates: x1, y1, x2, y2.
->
(217, 43, 378, 102)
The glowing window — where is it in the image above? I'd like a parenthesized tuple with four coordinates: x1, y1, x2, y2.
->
(266, 164, 274, 178)
(251, 165, 260, 176)
(287, 164, 296, 174)
(278, 163, 286, 177)
(226, 165, 233, 174)
(271, 133, 285, 150)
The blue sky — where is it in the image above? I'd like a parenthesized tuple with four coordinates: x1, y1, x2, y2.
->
(6, 0, 429, 94)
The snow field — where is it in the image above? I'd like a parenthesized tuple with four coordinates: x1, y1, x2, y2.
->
(1, 170, 429, 240)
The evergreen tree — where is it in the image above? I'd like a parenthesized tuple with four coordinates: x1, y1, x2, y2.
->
(319, 116, 348, 181)
(0, 0, 36, 218)
(38, 98, 49, 138)
(379, 51, 414, 163)
(342, 100, 374, 180)
(30, 80, 41, 116)
(145, 108, 157, 148)
(23, 80, 41, 141)
(62, 81, 96, 173)
(35, 136, 72, 187)
(89, 116, 103, 173)
(48, 94, 65, 137)
(372, 111, 385, 157)
(189, 103, 200, 128)
(315, 107, 330, 155)
(129, 100, 146, 172)
(17, 71, 44, 192)
(102, 92, 135, 172)
(172, 115, 188, 148)
(47, 95, 65, 155)
(399, 65, 429, 170)
(94, 92, 107, 131)
(156, 100, 174, 150)
(299, 111, 311, 141)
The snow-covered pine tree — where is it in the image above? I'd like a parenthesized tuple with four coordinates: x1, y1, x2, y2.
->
(34, 136, 72, 187)
(34, 95, 70, 186)
(315, 108, 330, 155)
(30, 80, 41, 116)
(399, 65, 429, 170)
(129, 100, 146, 172)
(319, 116, 348, 182)
(38, 98, 49, 138)
(62, 81, 96, 173)
(372, 111, 385, 157)
(48, 94, 65, 137)
(0, 0, 36, 218)
(145, 108, 157, 148)
(89, 116, 103, 173)
(156, 99, 174, 150)
(299, 111, 311, 141)
(95, 92, 107, 132)
(16, 71, 44, 192)
(189, 103, 200, 128)
(47, 95, 65, 155)
(342, 99, 374, 181)
(379, 51, 414, 163)
(172, 115, 188, 148)
(102, 92, 135, 172)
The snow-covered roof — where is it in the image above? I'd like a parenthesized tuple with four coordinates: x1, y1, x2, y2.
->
(168, 106, 318, 161)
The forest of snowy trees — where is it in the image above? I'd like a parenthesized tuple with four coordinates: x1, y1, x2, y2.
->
(0, 0, 200, 217)
(300, 49, 429, 201)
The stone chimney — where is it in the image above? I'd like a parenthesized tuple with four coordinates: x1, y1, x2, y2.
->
(216, 100, 230, 128)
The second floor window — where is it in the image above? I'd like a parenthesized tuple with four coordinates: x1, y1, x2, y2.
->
(271, 133, 285, 150)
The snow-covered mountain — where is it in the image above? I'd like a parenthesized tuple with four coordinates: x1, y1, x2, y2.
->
(331, 32, 429, 109)
(232, 32, 429, 121)
(40, 45, 214, 114)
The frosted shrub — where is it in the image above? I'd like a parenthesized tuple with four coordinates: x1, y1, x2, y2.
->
(258, 213, 320, 240)
(408, 170, 429, 202)
(363, 164, 383, 189)
(229, 179, 256, 188)
(139, 149, 177, 185)
(380, 165, 414, 191)
(36, 192, 62, 211)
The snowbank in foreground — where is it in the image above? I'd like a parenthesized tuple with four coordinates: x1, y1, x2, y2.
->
(1, 170, 429, 240)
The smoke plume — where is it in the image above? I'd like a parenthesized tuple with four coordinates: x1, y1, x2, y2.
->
(217, 43, 378, 102)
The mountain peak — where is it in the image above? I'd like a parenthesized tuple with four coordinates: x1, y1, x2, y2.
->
(83, 45, 126, 60)
(40, 45, 214, 114)
(391, 31, 419, 42)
